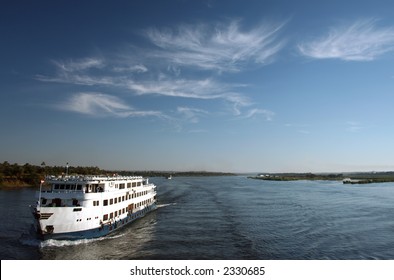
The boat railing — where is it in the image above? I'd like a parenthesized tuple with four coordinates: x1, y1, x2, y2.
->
(40, 190, 85, 194)
(45, 175, 144, 182)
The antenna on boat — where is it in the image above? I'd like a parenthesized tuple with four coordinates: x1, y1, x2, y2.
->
(38, 179, 44, 211)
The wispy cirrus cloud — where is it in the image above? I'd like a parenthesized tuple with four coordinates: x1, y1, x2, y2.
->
(58, 92, 165, 118)
(146, 20, 286, 72)
(39, 58, 255, 116)
(177, 106, 209, 123)
(126, 76, 247, 102)
(52, 57, 105, 72)
(346, 121, 363, 132)
(36, 19, 281, 122)
(35, 57, 115, 86)
(36, 73, 117, 86)
(236, 108, 275, 121)
(298, 18, 394, 61)
(112, 64, 148, 73)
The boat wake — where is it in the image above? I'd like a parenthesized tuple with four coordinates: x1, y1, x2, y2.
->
(19, 232, 125, 248)
(42, 233, 126, 248)
(157, 203, 177, 208)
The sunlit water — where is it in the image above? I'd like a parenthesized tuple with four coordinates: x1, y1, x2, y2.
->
(2, 176, 394, 259)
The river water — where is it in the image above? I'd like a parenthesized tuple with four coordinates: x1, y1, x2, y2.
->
(2, 176, 394, 260)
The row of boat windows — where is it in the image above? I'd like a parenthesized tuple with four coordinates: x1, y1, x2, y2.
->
(76, 216, 99, 222)
(102, 198, 153, 221)
(118, 182, 144, 189)
(41, 190, 151, 207)
(41, 198, 80, 207)
(52, 182, 144, 192)
(102, 191, 149, 206)
(75, 197, 153, 223)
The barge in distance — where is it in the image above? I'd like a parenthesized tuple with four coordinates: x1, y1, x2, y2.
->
(31, 175, 157, 240)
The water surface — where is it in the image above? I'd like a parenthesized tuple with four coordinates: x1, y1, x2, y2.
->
(1, 176, 394, 259)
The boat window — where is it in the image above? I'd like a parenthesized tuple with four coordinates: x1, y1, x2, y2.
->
(73, 208, 82, 212)
(54, 184, 59, 189)
(137, 182, 141, 186)
(110, 199, 113, 205)
(110, 213, 113, 219)
(103, 214, 108, 221)
(53, 198, 62, 207)
(60, 185, 65, 190)
(119, 183, 125, 189)
(77, 185, 82, 190)
(115, 198, 117, 204)
(103, 199, 108, 206)
(132, 182, 136, 187)
(127, 183, 131, 188)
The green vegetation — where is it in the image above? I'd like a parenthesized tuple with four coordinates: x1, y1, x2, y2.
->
(248, 172, 394, 184)
(0, 161, 102, 187)
(116, 170, 235, 178)
(248, 173, 343, 181)
(0, 161, 234, 187)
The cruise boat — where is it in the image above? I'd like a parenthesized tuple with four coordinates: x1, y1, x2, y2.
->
(31, 175, 157, 240)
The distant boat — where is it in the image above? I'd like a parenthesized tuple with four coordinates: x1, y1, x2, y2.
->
(167, 175, 172, 180)
(343, 178, 370, 184)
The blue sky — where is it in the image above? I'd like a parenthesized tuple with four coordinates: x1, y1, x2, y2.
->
(2, 0, 394, 173)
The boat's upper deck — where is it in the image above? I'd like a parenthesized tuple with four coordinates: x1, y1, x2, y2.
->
(42, 175, 153, 194)
(46, 175, 145, 183)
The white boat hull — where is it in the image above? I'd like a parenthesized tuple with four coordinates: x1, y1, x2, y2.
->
(31, 175, 157, 240)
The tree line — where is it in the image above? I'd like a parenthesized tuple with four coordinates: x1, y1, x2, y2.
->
(0, 161, 235, 187)
(0, 161, 102, 186)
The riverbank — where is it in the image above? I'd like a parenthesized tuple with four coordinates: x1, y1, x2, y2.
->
(0, 179, 35, 188)
(0, 161, 236, 188)
(248, 172, 394, 184)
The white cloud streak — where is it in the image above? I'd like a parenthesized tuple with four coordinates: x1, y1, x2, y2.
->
(346, 121, 363, 132)
(236, 108, 275, 121)
(146, 20, 286, 72)
(58, 92, 164, 118)
(112, 64, 148, 73)
(298, 18, 394, 61)
(52, 57, 105, 72)
(36, 20, 281, 122)
(177, 107, 208, 123)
